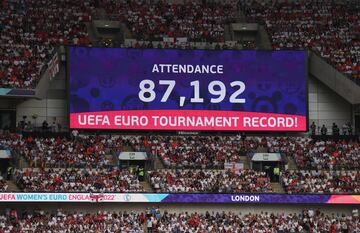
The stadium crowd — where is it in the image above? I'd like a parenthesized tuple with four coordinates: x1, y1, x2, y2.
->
(14, 167, 144, 193)
(0, 0, 94, 89)
(281, 170, 360, 194)
(102, 0, 237, 42)
(265, 137, 360, 170)
(148, 135, 260, 169)
(0, 208, 358, 232)
(296, 140, 360, 170)
(2, 134, 147, 168)
(148, 169, 272, 193)
(0, 208, 145, 233)
(149, 135, 360, 170)
(2, 133, 360, 194)
(240, 0, 360, 81)
(1, 0, 359, 90)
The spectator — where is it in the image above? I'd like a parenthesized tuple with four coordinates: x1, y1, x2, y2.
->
(347, 122, 353, 135)
(343, 123, 349, 135)
(42, 120, 48, 131)
(332, 123, 340, 136)
(321, 125, 328, 135)
(310, 122, 316, 136)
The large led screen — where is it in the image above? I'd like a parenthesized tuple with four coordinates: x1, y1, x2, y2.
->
(69, 47, 307, 131)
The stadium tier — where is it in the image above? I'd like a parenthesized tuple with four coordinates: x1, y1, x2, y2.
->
(0, 0, 94, 89)
(0, 207, 358, 232)
(14, 167, 144, 193)
(0, 0, 359, 90)
(0, 134, 360, 194)
(101, 0, 237, 42)
(281, 170, 360, 194)
(149, 169, 272, 193)
(240, 0, 360, 81)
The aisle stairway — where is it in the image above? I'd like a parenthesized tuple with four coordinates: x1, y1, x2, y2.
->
(271, 182, 285, 194)
(287, 157, 298, 170)
(239, 156, 250, 169)
(85, 22, 98, 44)
(97, 8, 107, 20)
(224, 24, 232, 41)
(141, 181, 154, 192)
(105, 154, 118, 166)
(155, 157, 165, 170)
(6, 181, 20, 192)
(256, 146, 268, 153)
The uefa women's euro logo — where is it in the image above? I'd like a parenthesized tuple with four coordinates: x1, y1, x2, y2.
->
(124, 194, 131, 202)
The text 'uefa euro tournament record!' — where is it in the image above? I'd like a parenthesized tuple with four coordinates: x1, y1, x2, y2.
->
(69, 48, 307, 131)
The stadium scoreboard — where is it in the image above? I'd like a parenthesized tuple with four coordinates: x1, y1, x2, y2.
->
(69, 47, 307, 131)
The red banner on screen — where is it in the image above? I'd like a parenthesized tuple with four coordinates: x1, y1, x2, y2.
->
(70, 110, 306, 131)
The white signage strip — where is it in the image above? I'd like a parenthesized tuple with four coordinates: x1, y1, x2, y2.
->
(0, 193, 167, 203)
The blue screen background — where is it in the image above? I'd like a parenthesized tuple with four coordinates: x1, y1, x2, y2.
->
(69, 47, 307, 117)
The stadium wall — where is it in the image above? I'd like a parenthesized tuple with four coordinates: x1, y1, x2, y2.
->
(308, 75, 352, 133)
(15, 63, 67, 129)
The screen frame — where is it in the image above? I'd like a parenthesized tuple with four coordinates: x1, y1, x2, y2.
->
(66, 46, 309, 133)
